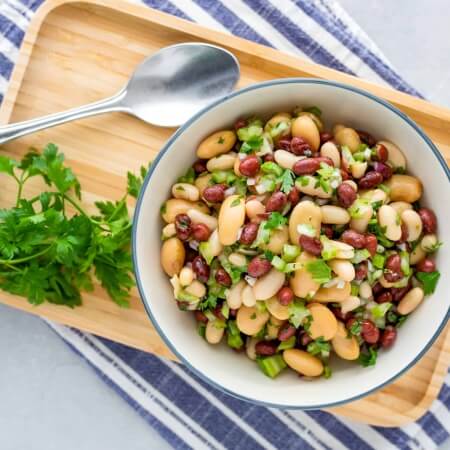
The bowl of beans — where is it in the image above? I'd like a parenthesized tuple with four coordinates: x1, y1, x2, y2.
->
(133, 79, 449, 408)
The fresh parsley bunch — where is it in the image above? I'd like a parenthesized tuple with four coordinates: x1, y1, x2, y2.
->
(0, 144, 146, 308)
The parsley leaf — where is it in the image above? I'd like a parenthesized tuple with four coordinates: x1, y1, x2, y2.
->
(127, 164, 150, 198)
(358, 346, 378, 367)
(288, 300, 311, 328)
(307, 337, 331, 358)
(305, 259, 332, 284)
(265, 212, 287, 230)
(416, 271, 440, 295)
(279, 169, 295, 194)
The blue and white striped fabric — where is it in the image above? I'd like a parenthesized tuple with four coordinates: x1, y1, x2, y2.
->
(0, 0, 449, 448)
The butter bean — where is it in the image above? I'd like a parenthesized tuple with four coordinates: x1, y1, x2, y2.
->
(197, 130, 236, 159)
(265, 113, 292, 141)
(385, 175, 422, 203)
(350, 203, 373, 233)
(390, 201, 412, 216)
(291, 115, 320, 151)
(172, 183, 200, 202)
(397, 287, 424, 315)
(401, 209, 423, 242)
(297, 111, 323, 132)
(307, 303, 338, 340)
(320, 141, 341, 167)
(289, 200, 322, 244)
(328, 259, 355, 282)
(266, 296, 290, 320)
(195, 173, 213, 196)
(161, 198, 209, 223)
(161, 237, 185, 276)
(261, 225, 289, 254)
(335, 127, 361, 153)
(359, 281, 373, 300)
(312, 282, 351, 302)
(283, 349, 323, 377)
(246, 337, 259, 360)
(378, 140, 406, 171)
(228, 252, 247, 267)
(378, 205, 402, 241)
(187, 208, 218, 231)
(274, 149, 304, 170)
(266, 316, 285, 340)
(421, 234, 438, 253)
(350, 161, 367, 179)
(245, 199, 265, 222)
(242, 284, 257, 307)
(332, 321, 360, 360)
(161, 223, 176, 240)
(206, 229, 223, 259)
(320, 205, 350, 225)
(295, 175, 332, 198)
(340, 295, 361, 314)
(290, 253, 321, 298)
(206, 152, 237, 172)
(236, 305, 269, 336)
(205, 320, 225, 344)
(226, 280, 245, 309)
(179, 267, 194, 286)
(185, 280, 206, 298)
(218, 195, 246, 245)
(253, 268, 286, 300)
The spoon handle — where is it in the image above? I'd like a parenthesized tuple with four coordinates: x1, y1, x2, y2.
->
(0, 90, 127, 145)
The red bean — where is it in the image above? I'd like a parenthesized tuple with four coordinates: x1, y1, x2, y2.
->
(194, 310, 208, 323)
(290, 136, 312, 156)
(213, 304, 226, 321)
(380, 326, 397, 349)
(373, 162, 393, 180)
(191, 223, 211, 242)
(229, 308, 237, 318)
(215, 267, 232, 287)
(376, 291, 393, 304)
(247, 256, 272, 278)
(358, 171, 383, 189)
(192, 255, 210, 283)
(234, 118, 247, 130)
(320, 131, 333, 144)
(315, 156, 334, 167)
(255, 341, 277, 356)
(239, 155, 260, 177)
(345, 317, 358, 332)
(340, 169, 350, 181)
(184, 247, 198, 263)
(266, 191, 288, 212)
(264, 154, 275, 162)
(361, 319, 380, 344)
(391, 283, 411, 302)
(321, 224, 334, 239)
(299, 234, 322, 256)
(277, 287, 294, 305)
(398, 222, 409, 244)
(384, 254, 403, 282)
(337, 183, 356, 208)
(355, 261, 368, 281)
(287, 187, 300, 206)
(278, 323, 297, 341)
(364, 233, 378, 257)
(203, 184, 226, 203)
(277, 138, 291, 151)
(416, 258, 436, 273)
(193, 160, 207, 174)
(418, 208, 437, 234)
(373, 143, 388, 162)
(331, 307, 352, 322)
(174, 213, 191, 241)
(356, 130, 376, 147)
(341, 229, 366, 249)
(293, 158, 321, 175)
(298, 331, 312, 347)
(239, 222, 259, 245)
(372, 282, 384, 296)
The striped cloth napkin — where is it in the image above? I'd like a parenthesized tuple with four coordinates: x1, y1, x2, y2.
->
(1, 0, 449, 449)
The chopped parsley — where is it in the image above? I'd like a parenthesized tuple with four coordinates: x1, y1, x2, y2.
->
(358, 346, 378, 367)
(416, 271, 440, 295)
(307, 337, 331, 358)
(288, 300, 311, 328)
(279, 169, 296, 194)
(305, 259, 332, 284)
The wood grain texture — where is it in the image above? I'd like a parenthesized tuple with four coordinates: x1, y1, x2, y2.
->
(0, 0, 448, 427)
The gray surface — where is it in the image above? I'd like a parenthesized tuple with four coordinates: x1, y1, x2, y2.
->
(1, 2, 450, 450)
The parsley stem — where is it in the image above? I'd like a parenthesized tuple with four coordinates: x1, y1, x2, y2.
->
(0, 245, 53, 265)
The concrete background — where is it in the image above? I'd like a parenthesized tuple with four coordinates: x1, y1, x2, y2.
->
(1, 1, 449, 449)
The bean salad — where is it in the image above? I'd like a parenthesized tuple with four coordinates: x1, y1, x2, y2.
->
(160, 107, 442, 379)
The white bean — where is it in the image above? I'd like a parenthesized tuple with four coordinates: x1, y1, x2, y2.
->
(378, 140, 406, 171)
(171, 183, 200, 201)
(401, 209, 423, 242)
(320, 141, 341, 167)
(397, 287, 424, 315)
(410, 244, 426, 265)
(320, 205, 350, 225)
(295, 175, 332, 199)
(350, 161, 367, 179)
(242, 284, 257, 307)
(179, 267, 194, 286)
(359, 281, 373, 300)
(341, 295, 361, 314)
(206, 152, 237, 172)
(246, 199, 265, 222)
(328, 259, 355, 282)
(228, 252, 247, 267)
(421, 234, 438, 253)
(187, 208, 218, 231)
(350, 203, 373, 233)
(390, 201, 412, 215)
(185, 280, 206, 298)
(226, 280, 245, 309)
(162, 223, 176, 239)
(253, 268, 286, 300)
(207, 229, 223, 259)
(246, 337, 259, 360)
(274, 149, 304, 170)
(378, 204, 401, 241)
(205, 320, 225, 344)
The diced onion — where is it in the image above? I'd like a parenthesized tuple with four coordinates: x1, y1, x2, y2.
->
(247, 178, 256, 186)
(189, 240, 199, 250)
(245, 275, 257, 286)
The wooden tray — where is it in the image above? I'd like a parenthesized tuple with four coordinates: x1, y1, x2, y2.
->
(0, 0, 448, 427)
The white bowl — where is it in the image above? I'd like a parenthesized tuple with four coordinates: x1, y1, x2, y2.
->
(133, 79, 450, 409)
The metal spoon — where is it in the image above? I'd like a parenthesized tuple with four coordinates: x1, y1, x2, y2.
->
(0, 43, 240, 144)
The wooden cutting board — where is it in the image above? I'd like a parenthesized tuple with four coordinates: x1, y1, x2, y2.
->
(0, 0, 448, 427)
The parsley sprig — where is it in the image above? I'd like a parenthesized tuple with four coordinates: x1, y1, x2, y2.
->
(0, 144, 146, 308)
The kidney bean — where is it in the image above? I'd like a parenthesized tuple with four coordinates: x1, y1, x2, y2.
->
(384, 254, 403, 282)
(373, 143, 388, 162)
(194, 310, 208, 323)
(234, 118, 247, 130)
(345, 317, 358, 332)
(277, 286, 294, 305)
(364, 233, 378, 257)
(321, 224, 334, 239)
(355, 261, 368, 281)
(316, 156, 334, 167)
(391, 283, 411, 302)
(299, 234, 322, 256)
(398, 222, 409, 244)
(239, 222, 259, 245)
(184, 246, 198, 263)
(337, 182, 356, 208)
(193, 160, 207, 174)
(292, 158, 320, 175)
(239, 155, 260, 177)
(265, 191, 287, 213)
(416, 258, 436, 273)
(372, 282, 384, 296)
(380, 326, 397, 349)
(278, 323, 297, 341)
(418, 208, 437, 234)
(264, 153, 275, 162)
(320, 131, 333, 144)
(287, 187, 300, 206)
(191, 223, 211, 242)
(229, 308, 238, 318)
(373, 162, 393, 180)
(203, 184, 226, 203)
(341, 229, 366, 248)
(277, 138, 292, 151)
(255, 341, 278, 356)
(361, 319, 380, 344)
(213, 304, 227, 321)
(247, 256, 272, 278)
(174, 213, 191, 241)
(290, 136, 312, 156)
(298, 330, 312, 347)
(192, 255, 210, 283)
(332, 307, 352, 322)
(376, 291, 393, 304)
(215, 267, 232, 287)
(358, 171, 383, 189)
(357, 130, 376, 147)
(340, 168, 350, 181)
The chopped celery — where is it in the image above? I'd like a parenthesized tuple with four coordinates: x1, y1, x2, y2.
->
(351, 283, 359, 297)
(255, 301, 267, 313)
(237, 124, 263, 142)
(282, 244, 301, 262)
(258, 175, 276, 193)
(277, 336, 296, 351)
(367, 269, 383, 284)
(297, 223, 316, 238)
(400, 251, 410, 276)
(261, 161, 283, 177)
(372, 253, 385, 269)
(288, 300, 311, 328)
(371, 302, 392, 319)
(211, 170, 236, 185)
(351, 249, 370, 264)
(227, 320, 244, 349)
(257, 354, 287, 378)
(197, 323, 206, 338)
(271, 255, 286, 272)
(204, 310, 217, 321)
(199, 241, 215, 265)
(177, 290, 199, 303)
(221, 303, 230, 319)
(320, 236, 338, 260)
(268, 121, 290, 139)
